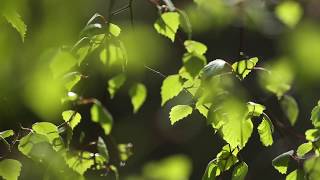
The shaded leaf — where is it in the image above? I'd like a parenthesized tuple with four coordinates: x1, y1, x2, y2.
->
(129, 83, 147, 113)
(154, 12, 180, 42)
(107, 73, 126, 99)
(311, 101, 320, 128)
(97, 137, 109, 163)
(232, 162, 248, 180)
(184, 40, 207, 55)
(201, 59, 231, 80)
(182, 53, 207, 79)
(281, 95, 299, 126)
(90, 100, 113, 135)
(272, 150, 294, 174)
(3, 10, 27, 42)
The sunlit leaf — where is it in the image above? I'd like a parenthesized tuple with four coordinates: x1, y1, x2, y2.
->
(281, 95, 299, 126)
(232, 162, 248, 180)
(107, 73, 126, 99)
(50, 50, 77, 78)
(0, 130, 14, 139)
(97, 137, 109, 163)
(169, 105, 193, 125)
(129, 83, 147, 113)
(286, 169, 305, 180)
(272, 150, 294, 174)
(118, 143, 133, 162)
(32, 122, 60, 145)
(109, 23, 121, 37)
(161, 74, 183, 106)
(247, 102, 265, 117)
(296, 142, 313, 157)
(257, 117, 274, 147)
(3, 10, 27, 42)
(62, 110, 82, 129)
(305, 129, 320, 141)
(184, 40, 207, 55)
(304, 157, 320, 179)
(275, 1, 302, 28)
(0, 159, 22, 180)
(18, 133, 50, 157)
(90, 100, 113, 135)
(65, 151, 94, 175)
(154, 12, 180, 42)
(311, 101, 320, 128)
(201, 59, 231, 80)
(232, 57, 259, 80)
(63, 72, 82, 91)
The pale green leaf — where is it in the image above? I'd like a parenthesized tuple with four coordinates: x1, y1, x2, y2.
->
(297, 142, 313, 157)
(169, 105, 193, 125)
(65, 151, 94, 175)
(0, 130, 14, 139)
(184, 40, 207, 55)
(90, 100, 113, 135)
(275, 1, 302, 28)
(154, 12, 180, 42)
(50, 50, 77, 78)
(247, 102, 266, 117)
(62, 110, 82, 129)
(304, 157, 320, 179)
(286, 169, 305, 180)
(99, 42, 126, 66)
(232, 57, 258, 80)
(109, 23, 121, 37)
(129, 83, 147, 113)
(108, 73, 126, 99)
(232, 162, 248, 180)
(257, 117, 274, 147)
(3, 10, 27, 42)
(63, 72, 82, 91)
(0, 159, 22, 180)
(18, 133, 50, 157)
(305, 129, 320, 141)
(32, 122, 60, 145)
(201, 59, 231, 80)
(272, 150, 294, 174)
(281, 95, 299, 126)
(97, 137, 109, 163)
(161, 74, 183, 106)
(311, 101, 320, 128)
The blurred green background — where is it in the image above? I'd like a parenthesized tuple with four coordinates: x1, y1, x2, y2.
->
(1, 0, 320, 179)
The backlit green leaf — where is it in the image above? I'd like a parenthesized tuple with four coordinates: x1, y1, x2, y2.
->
(272, 150, 294, 174)
(169, 105, 193, 125)
(281, 95, 299, 126)
(232, 162, 248, 180)
(3, 10, 27, 42)
(161, 75, 183, 106)
(257, 117, 274, 147)
(305, 129, 320, 141)
(247, 102, 265, 117)
(311, 101, 320, 128)
(18, 133, 50, 157)
(184, 40, 207, 55)
(0, 159, 22, 180)
(63, 72, 82, 91)
(286, 169, 305, 180)
(90, 100, 113, 135)
(50, 50, 77, 78)
(129, 83, 147, 113)
(108, 73, 126, 99)
(0, 130, 14, 139)
(65, 151, 94, 175)
(182, 53, 207, 79)
(62, 110, 82, 129)
(109, 23, 121, 37)
(297, 142, 313, 157)
(32, 122, 60, 145)
(232, 57, 258, 80)
(154, 12, 180, 42)
(275, 1, 302, 28)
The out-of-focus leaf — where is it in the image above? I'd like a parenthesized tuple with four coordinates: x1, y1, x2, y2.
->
(178, 10, 192, 39)
(90, 100, 113, 135)
(286, 169, 305, 180)
(32, 122, 63, 151)
(311, 101, 320, 128)
(232, 162, 248, 180)
(0, 159, 22, 180)
(161, 75, 183, 106)
(50, 50, 77, 78)
(275, 1, 302, 28)
(97, 137, 109, 163)
(0, 130, 14, 139)
(154, 12, 180, 42)
(184, 40, 207, 55)
(63, 72, 82, 91)
(272, 150, 294, 174)
(305, 129, 320, 141)
(201, 59, 231, 80)
(118, 143, 133, 162)
(129, 83, 147, 113)
(281, 95, 299, 126)
(232, 57, 259, 80)
(107, 73, 126, 99)
(3, 10, 27, 42)
(169, 105, 193, 125)
(18, 133, 50, 157)
(65, 151, 94, 175)
(304, 157, 320, 180)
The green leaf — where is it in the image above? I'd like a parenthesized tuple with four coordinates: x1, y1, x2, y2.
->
(118, 143, 133, 162)
(161, 74, 183, 106)
(129, 83, 147, 113)
(3, 10, 27, 42)
(109, 23, 121, 37)
(63, 72, 82, 91)
(196, 102, 210, 118)
(304, 157, 320, 179)
(107, 73, 126, 99)
(18, 133, 50, 157)
(297, 142, 313, 157)
(0, 159, 22, 180)
(232, 57, 259, 80)
(178, 10, 192, 39)
(154, 12, 180, 42)
(62, 110, 82, 129)
(201, 59, 231, 80)
(281, 95, 299, 126)
(305, 129, 320, 141)
(247, 102, 266, 117)
(286, 169, 305, 180)
(50, 50, 77, 78)
(97, 137, 109, 163)
(90, 100, 113, 135)
(65, 151, 94, 175)
(182, 53, 207, 79)
(169, 105, 193, 125)
(232, 162, 248, 180)
(275, 1, 302, 28)
(99, 41, 126, 66)
(257, 117, 274, 147)
(32, 122, 60, 145)
(0, 130, 14, 139)
(272, 150, 294, 174)
(311, 101, 320, 128)
(184, 40, 207, 55)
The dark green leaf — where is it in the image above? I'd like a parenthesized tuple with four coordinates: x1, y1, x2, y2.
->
(90, 100, 113, 135)
(129, 83, 147, 113)
(281, 95, 299, 126)
(201, 59, 231, 80)
(272, 150, 294, 174)
(108, 73, 126, 99)
(97, 137, 109, 163)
